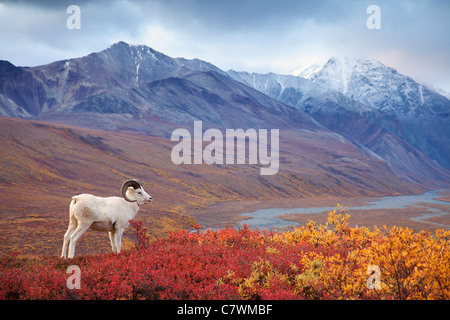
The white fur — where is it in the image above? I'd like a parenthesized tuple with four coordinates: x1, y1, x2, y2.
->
(61, 185, 152, 259)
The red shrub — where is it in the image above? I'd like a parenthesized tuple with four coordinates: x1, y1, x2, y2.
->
(1, 217, 448, 300)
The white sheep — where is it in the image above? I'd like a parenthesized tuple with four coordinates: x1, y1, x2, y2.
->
(61, 179, 152, 259)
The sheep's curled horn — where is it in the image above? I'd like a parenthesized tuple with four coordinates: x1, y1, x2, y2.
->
(121, 179, 143, 202)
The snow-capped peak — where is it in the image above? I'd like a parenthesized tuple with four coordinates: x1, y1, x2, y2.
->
(292, 56, 449, 119)
(290, 62, 323, 78)
(300, 57, 388, 94)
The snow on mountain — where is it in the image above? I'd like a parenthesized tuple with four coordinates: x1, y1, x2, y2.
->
(291, 57, 450, 168)
(0, 41, 227, 118)
(0, 43, 448, 186)
(227, 70, 322, 104)
(0, 41, 319, 134)
(296, 57, 450, 120)
(227, 69, 372, 115)
(228, 58, 450, 171)
(289, 63, 323, 78)
(301, 57, 363, 94)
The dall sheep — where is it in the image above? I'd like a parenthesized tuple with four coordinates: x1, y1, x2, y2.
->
(61, 179, 152, 259)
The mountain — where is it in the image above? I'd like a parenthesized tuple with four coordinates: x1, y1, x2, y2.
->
(1, 43, 449, 257)
(0, 41, 225, 117)
(298, 57, 449, 118)
(230, 57, 450, 170)
(0, 43, 449, 193)
(0, 42, 319, 136)
(0, 41, 210, 118)
(227, 70, 449, 184)
(0, 116, 427, 255)
(296, 57, 450, 168)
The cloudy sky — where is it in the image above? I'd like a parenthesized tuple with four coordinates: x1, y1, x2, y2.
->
(1, 0, 449, 92)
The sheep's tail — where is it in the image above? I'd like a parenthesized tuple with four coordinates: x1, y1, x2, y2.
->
(68, 196, 79, 218)
(70, 196, 79, 206)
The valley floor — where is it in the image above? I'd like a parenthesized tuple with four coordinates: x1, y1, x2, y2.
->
(2, 192, 448, 258)
(1, 209, 449, 300)
(191, 190, 450, 232)
(0, 117, 448, 258)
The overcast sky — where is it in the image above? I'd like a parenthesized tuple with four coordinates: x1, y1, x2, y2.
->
(1, 0, 449, 92)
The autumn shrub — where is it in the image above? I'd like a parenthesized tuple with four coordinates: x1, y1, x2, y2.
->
(0, 208, 448, 300)
(128, 219, 151, 251)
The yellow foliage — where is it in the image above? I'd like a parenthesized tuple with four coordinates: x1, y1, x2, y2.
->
(238, 259, 290, 299)
(294, 254, 324, 299)
(271, 205, 450, 299)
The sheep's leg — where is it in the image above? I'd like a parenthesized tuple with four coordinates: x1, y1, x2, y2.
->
(115, 229, 124, 254)
(61, 217, 78, 258)
(68, 223, 90, 259)
(109, 231, 117, 253)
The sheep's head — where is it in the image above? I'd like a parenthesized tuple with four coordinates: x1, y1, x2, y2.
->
(121, 179, 152, 205)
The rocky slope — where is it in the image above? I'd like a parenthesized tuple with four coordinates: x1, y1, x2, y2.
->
(1, 43, 448, 190)
(296, 57, 450, 168)
(228, 62, 450, 184)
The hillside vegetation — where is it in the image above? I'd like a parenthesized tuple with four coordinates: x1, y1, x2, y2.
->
(1, 209, 449, 300)
(0, 116, 425, 257)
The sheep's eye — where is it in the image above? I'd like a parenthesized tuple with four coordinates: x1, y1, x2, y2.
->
(138, 192, 142, 195)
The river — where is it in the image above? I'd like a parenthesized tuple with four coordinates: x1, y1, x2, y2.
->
(236, 189, 450, 230)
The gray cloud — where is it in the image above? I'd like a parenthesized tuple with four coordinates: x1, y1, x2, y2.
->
(0, 0, 449, 92)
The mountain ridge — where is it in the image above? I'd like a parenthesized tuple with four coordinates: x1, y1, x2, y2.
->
(298, 57, 449, 118)
(0, 42, 449, 189)
(228, 57, 450, 170)
(0, 115, 430, 257)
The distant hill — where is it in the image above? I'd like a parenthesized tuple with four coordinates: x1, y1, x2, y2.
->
(0, 41, 311, 134)
(0, 116, 426, 255)
(1, 42, 449, 189)
(0, 42, 449, 256)
(230, 57, 450, 169)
